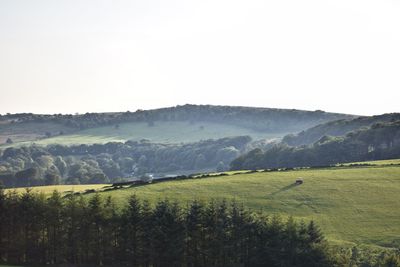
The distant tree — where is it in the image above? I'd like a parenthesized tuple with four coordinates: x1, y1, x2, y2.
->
(45, 132, 52, 138)
(6, 138, 13, 144)
(138, 155, 148, 167)
(195, 154, 207, 169)
(54, 156, 67, 177)
(216, 161, 226, 172)
(140, 174, 153, 183)
(88, 172, 109, 184)
(15, 167, 40, 187)
(45, 172, 61, 185)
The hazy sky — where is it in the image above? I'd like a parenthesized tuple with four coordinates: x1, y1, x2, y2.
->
(0, 0, 399, 115)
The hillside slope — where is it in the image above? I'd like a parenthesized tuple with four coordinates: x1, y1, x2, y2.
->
(11, 121, 278, 146)
(282, 113, 400, 146)
(232, 120, 400, 170)
(93, 165, 400, 248)
(0, 136, 252, 187)
(0, 105, 354, 146)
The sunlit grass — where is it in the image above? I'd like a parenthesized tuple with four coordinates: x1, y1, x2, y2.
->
(5, 162, 400, 249)
(340, 158, 400, 166)
(95, 165, 400, 248)
(10, 121, 281, 146)
(5, 184, 110, 194)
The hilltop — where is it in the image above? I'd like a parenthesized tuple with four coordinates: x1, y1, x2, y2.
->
(0, 104, 354, 146)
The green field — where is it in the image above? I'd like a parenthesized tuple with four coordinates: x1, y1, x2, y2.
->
(0, 121, 73, 145)
(92, 165, 400, 249)
(5, 184, 109, 194)
(4, 161, 400, 249)
(340, 158, 400, 166)
(2, 121, 281, 147)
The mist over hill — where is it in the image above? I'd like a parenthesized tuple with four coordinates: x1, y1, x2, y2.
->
(282, 113, 400, 146)
(4, 105, 400, 189)
(0, 104, 354, 145)
(232, 120, 400, 170)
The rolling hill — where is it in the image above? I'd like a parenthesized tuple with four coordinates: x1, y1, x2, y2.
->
(282, 113, 400, 146)
(12, 160, 397, 249)
(232, 120, 400, 170)
(92, 165, 400, 248)
(8, 121, 279, 147)
(0, 104, 354, 147)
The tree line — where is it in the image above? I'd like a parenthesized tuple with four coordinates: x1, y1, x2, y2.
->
(0, 136, 250, 188)
(282, 113, 400, 146)
(231, 121, 400, 170)
(1, 104, 351, 132)
(0, 189, 337, 267)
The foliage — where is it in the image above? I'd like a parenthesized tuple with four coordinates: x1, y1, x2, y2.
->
(93, 165, 400, 248)
(1, 104, 352, 133)
(282, 113, 400, 146)
(232, 121, 400, 170)
(0, 136, 251, 187)
(0, 190, 335, 267)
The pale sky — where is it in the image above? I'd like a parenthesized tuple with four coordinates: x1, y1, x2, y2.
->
(0, 0, 399, 115)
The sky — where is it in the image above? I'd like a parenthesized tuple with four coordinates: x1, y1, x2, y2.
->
(0, 0, 399, 116)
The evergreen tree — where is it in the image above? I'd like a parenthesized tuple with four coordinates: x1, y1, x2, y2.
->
(185, 200, 205, 267)
(46, 190, 64, 264)
(87, 194, 105, 265)
(139, 199, 153, 267)
(121, 194, 142, 266)
(307, 220, 324, 244)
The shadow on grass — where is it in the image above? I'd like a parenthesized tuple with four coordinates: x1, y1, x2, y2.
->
(268, 183, 297, 197)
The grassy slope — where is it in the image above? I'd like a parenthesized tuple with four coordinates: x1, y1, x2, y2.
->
(0, 122, 73, 145)
(341, 159, 400, 166)
(4, 160, 399, 248)
(4, 184, 109, 194)
(7, 121, 280, 146)
(95, 165, 400, 248)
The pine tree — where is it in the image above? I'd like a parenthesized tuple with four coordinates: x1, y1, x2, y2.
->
(87, 193, 105, 265)
(185, 200, 205, 267)
(283, 216, 299, 265)
(139, 199, 153, 267)
(307, 220, 324, 244)
(121, 194, 142, 266)
(46, 190, 64, 264)
(203, 200, 218, 266)
(102, 196, 119, 265)
(64, 195, 77, 264)
(152, 199, 184, 266)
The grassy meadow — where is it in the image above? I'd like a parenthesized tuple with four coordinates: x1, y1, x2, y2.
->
(341, 158, 400, 166)
(1, 121, 280, 147)
(0, 122, 73, 145)
(93, 165, 400, 248)
(4, 161, 400, 249)
(4, 184, 109, 194)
